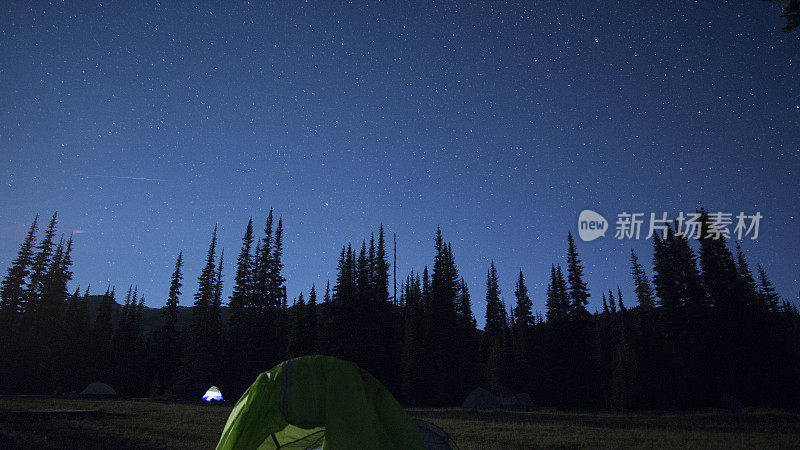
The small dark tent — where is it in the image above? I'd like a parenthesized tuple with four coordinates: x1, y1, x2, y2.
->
(216, 355, 426, 449)
(78, 382, 117, 398)
(515, 393, 534, 409)
(462, 387, 501, 409)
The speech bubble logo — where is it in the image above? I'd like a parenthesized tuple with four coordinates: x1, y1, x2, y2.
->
(578, 210, 608, 241)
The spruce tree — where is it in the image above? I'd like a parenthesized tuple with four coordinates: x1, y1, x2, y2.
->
(177, 226, 221, 397)
(734, 243, 759, 307)
(652, 227, 699, 406)
(255, 209, 274, 312)
(563, 233, 595, 406)
(697, 211, 748, 405)
(356, 241, 370, 309)
(594, 291, 615, 406)
(269, 218, 287, 359)
(455, 277, 480, 395)
(0, 215, 39, 392)
(268, 218, 285, 310)
(79, 285, 91, 330)
(630, 249, 655, 312)
(483, 260, 505, 389)
(113, 286, 141, 393)
(757, 264, 781, 313)
(227, 218, 263, 397)
(163, 251, 183, 333)
(21, 212, 58, 318)
(650, 230, 685, 406)
(0, 214, 38, 329)
(609, 326, 636, 410)
(368, 234, 377, 295)
(92, 287, 115, 382)
(229, 219, 254, 337)
(64, 285, 91, 391)
(457, 278, 476, 328)
(65, 286, 81, 327)
(401, 273, 425, 405)
(129, 294, 147, 395)
(287, 292, 306, 358)
(512, 270, 534, 332)
(307, 284, 318, 353)
(511, 269, 534, 390)
(422, 266, 430, 312)
(565, 232, 590, 320)
(544, 263, 571, 405)
(156, 251, 183, 396)
(252, 240, 261, 303)
(41, 234, 73, 325)
(213, 249, 224, 310)
(628, 249, 659, 406)
(545, 265, 568, 325)
(232, 208, 284, 382)
(420, 228, 463, 403)
(331, 244, 357, 361)
(320, 281, 333, 356)
(113, 286, 133, 348)
(371, 225, 400, 394)
(651, 232, 681, 317)
(31, 231, 73, 392)
(375, 225, 391, 302)
(193, 226, 218, 331)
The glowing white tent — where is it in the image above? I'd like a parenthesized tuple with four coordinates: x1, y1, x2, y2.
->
(203, 385, 223, 402)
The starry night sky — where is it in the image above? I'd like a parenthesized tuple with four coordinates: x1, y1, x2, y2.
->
(1, 1, 798, 326)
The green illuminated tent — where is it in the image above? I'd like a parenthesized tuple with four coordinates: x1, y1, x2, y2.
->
(216, 355, 425, 449)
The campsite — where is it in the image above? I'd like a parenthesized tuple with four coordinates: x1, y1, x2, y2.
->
(3, 355, 800, 448)
(2, 397, 800, 449)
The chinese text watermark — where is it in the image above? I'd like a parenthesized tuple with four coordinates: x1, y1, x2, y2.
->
(578, 210, 762, 242)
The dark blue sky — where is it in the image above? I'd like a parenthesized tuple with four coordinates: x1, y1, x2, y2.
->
(1, 1, 798, 327)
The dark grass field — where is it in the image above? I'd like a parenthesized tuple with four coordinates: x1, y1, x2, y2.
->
(1, 397, 799, 449)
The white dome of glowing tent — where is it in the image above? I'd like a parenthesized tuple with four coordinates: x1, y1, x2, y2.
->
(203, 386, 223, 402)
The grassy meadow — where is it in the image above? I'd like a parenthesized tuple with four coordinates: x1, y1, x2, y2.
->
(0, 397, 798, 449)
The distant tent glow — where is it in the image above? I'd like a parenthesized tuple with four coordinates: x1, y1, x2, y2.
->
(203, 386, 223, 402)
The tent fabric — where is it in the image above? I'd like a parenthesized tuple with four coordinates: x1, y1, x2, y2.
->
(415, 419, 453, 450)
(203, 386, 224, 401)
(216, 355, 425, 450)
(462, 387, 501, 409)
(500, 396, 520, 408)
(497, 385, 514, 398)
(78, 382, 117, 397)
(515, 393, 534, 409)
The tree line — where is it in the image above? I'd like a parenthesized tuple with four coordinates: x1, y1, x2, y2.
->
(1, 210, 798, 409)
